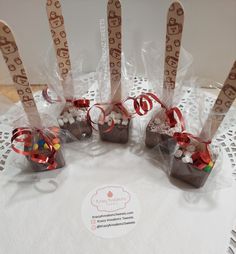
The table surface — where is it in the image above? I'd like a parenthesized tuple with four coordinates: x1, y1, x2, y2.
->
(0, 81, 233, 253)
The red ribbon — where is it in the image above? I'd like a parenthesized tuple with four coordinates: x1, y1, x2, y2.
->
(11, 127, 61, 170)
(134, 92, 185, 131)
(42, 87, 90, 109)
(42, 87, 62, 104)
(173, 132, 212, 170)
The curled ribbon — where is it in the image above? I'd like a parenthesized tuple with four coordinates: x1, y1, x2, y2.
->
(173, 132, 212, 170)
(42, 87, 62, 104)
(11, 127, 61, 170)
(134, 92, 185, 131)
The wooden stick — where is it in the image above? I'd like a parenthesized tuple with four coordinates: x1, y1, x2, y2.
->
(0, 20, 42, 127)
(200, 61, 236, 140)
(163, 1, 184, 107)
(107, 0, 122, 102)
(46, 0, 73, 98)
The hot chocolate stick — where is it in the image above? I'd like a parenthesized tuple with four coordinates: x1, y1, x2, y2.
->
(46, 0, 73, 98)
(107, 0, 122, 102)
(163, 1, 184, 107)
(171, 61, 236, 188)
(200, 61, 236, 140)
(98, 0, 129, 143)
(0, 20, 42, 127)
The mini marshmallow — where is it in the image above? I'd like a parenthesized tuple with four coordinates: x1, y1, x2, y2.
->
(76, 116, 82, 122)
(174, 149, 183, 158)
(104, 116, 110, 123)
(58, 119, 64, 126)
(110, 111, 115, 118)
(69, 117, 75, 125)
(122, 119, 128, 126)
(184, 151, 192, 158)
(182, 156, 193, 164)
(115, 119, 121, 125)
(63, 117, 68, 123)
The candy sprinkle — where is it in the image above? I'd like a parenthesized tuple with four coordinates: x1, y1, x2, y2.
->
(53, 144, 61, 151)
(52, 138, 60, 145)
(38, 139, 45, 147)
(204, 165, 212, 173)
(33, 144, 39, 151)
(44, 143, 49, 150)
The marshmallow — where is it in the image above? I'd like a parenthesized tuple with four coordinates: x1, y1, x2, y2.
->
(175, 149, 183, 158)
(58, 119, 64, 127)
(184, 151, 192, 158)
(69, 117, 75, 124)
(63, 117, 68, 123)
(122, 119, 128, 126)
(115, 119, 121, 125)
(76, 116, 82, 122)
(182, 156, 193, 164)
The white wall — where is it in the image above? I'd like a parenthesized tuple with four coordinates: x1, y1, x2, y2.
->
(0, 0, 235, 84)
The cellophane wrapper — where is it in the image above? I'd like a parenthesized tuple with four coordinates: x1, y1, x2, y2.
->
(0, 89, 65, 172)
(165, 79, 236, 191)
(90, 19, 136, 144)
(39, 44, 96, 142)
(136, 41, 192, 152)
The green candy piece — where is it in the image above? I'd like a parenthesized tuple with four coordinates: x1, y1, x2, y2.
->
(204, 165, 212, 173)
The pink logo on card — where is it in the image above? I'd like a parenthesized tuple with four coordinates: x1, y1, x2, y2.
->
(91, 186, 131, 212)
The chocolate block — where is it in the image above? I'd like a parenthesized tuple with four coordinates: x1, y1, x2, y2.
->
(145, 122, 177, 153)
(60, 119, 92, 140)
(145, 109, 179, 153)
(27, 149, 65, 172)
(170, 157, 211, 188)
(98, 120, 130, 144)
(98, 109, 130, 144)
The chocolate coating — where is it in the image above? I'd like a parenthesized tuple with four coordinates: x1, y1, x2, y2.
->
(170, 157, 211, 188)
(98, 120, 130, 144)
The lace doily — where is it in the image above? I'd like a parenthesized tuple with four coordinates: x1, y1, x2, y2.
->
(0, 73, 235, 253)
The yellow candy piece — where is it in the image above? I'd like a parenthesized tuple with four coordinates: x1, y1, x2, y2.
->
(209, 161, 213, 167)
(33, 144, 39, 151)
(53, 144, 61, 151)
(44, 143, 49, 150)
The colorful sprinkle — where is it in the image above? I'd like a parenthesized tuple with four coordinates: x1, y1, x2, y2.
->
(209, 161, 213, 167)
(53, 144, 61, 151)
(44, 143, 49, 150)
(52, 138, 60, 145)
(38, 139, 45, 147)
(33, 144, 39, 151)
(204, 165, 212, 173)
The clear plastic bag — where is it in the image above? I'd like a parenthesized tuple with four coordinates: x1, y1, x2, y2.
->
(137, 41, 193, 151)
(39, 44, 96, 141)
(167, 79, 236, 190)
(91, 19, 136, 144)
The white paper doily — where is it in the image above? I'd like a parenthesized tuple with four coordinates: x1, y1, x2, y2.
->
(0, 73, 235, 253)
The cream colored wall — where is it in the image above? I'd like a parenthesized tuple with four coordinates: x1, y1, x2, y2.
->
(0, 0, 235, 84)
